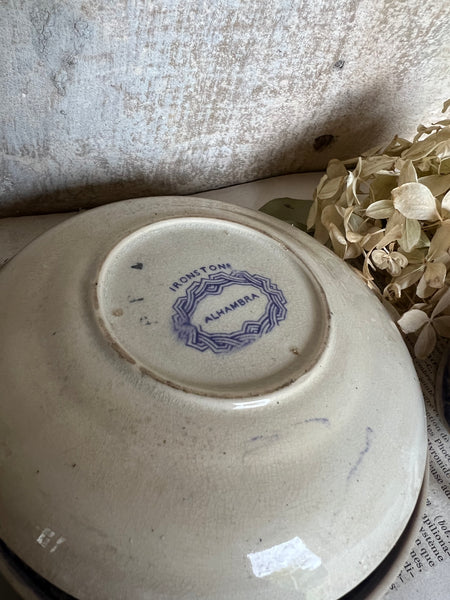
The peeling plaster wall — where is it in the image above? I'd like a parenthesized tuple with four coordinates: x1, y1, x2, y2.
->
(1, 0, 449, 216)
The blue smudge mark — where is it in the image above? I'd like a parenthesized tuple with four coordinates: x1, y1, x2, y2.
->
(304, 418, 330, 427)
(347, 427, 374, 481)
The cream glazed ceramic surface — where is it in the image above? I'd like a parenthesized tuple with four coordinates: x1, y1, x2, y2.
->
(0, 197, 427, 600)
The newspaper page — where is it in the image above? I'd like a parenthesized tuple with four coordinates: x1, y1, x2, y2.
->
(383, 344, 450, 600)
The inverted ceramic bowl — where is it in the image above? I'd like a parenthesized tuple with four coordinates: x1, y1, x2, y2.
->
(0, 197, 427, 600)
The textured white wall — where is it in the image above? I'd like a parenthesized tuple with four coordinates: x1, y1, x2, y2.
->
(1, 0, 449, 216)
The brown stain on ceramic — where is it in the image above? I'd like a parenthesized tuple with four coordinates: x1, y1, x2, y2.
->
(96, 316, 136, 365)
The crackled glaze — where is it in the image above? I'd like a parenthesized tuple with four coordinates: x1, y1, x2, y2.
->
(0, 197, 427, 600)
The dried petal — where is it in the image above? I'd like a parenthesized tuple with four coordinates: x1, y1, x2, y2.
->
(399, 218, 421, 253)
(398, 160, 418, 185)
(346, 231, 363, 244)
(402, 248, 428, 264)
(370, 175, 399, 203)
(397, 309, 429, 333)
(321, 204, 343, 231)
(371, 249, 389, 270)
(417, 229, 431, 249)
(359, 155, 396, 179)
(387, 261, 402, 277)
(413, 125, 440, 143)
(383, 135, 412, 156)
(313, 219, 331, 244)
(427, 220, 450, 259)
(401, 136, 438, 161)
(328, 223, 347, 259)
(317, 176, 346, 200)
(383, 282, 402, 301)
(391, 251, 408, 268)
(362, 231, 385, 251)
(393, 264, 425, 289)
(424, 261, 447, 289)
(344, 170, 359, 206)
(441, 191, 450, 218)
(365, 199, 395, 219)
(343, 207, 364, 236)
(416, 273, 435, 299)
(435, 139, 450, 160)
(402, 129, 450, 161)
(385, 210, 406, 233)
(433, 316, 450, 337)
(414, 323, 437, 358)
(392, 182, 440, 221)
(419, 174, 450, 197)
(307, 197, 318, 231)
(326, 159, 348, 179)
(375, 224, 403, 249)
(343, 242, 362, 260)
(443, 99, 450, 113)
(431, 286, 450, 317)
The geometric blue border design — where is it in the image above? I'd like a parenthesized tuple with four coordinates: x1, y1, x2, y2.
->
(171, 270, 287, 354)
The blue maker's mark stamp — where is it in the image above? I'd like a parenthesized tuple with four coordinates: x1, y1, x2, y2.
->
(172, 270, 287, 354)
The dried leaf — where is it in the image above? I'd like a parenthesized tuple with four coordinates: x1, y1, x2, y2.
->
(397, 309, 429, 333)
(414, 323, 437, 358)
(392, 182, 440, 221)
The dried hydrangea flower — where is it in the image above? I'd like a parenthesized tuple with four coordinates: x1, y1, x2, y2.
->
(305, 99, 450, 357)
